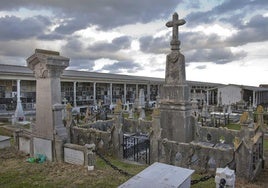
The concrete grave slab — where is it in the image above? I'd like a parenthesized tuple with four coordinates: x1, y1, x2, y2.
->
(33, 137, 52, 161)
(119, 162, 194, 188)
(0, 135, 11, 149)
(64, 147, 85, 165)
(19, 137, 31, 154)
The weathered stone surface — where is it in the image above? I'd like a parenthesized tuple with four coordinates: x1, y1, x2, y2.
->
(64, 147, 85, 165)
(33, 137, 53, 161)
(119, 162, 194, 188)
(0, 135, 11, 149)
(27, 49, 69, 140)
(25, 49, 69, 162)
(159, 13, 193, 143)
(19, 137, 30, 154)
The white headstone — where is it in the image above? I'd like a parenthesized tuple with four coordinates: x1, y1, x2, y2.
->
(119, 162, 194, 188)
(215, 167, 235, 188)
(64, 147, 84, 165)
(138, 89, 145, 108)
(33, 137, 53, 161)
(19, 137, 31, 154)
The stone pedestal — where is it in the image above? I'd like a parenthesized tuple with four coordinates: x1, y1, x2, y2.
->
(160, 85, 193, 143)
(27, 49, 69, 161)
(159, 62, 193, 143)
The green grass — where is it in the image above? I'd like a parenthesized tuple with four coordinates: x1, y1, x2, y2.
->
(191, 173, 215, 188)
(226, 123, 241, 130)
(0, 148, 146, 188)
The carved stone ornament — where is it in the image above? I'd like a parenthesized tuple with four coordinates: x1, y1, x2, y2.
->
(167, 51, 180, 63)
(34, 63, 48, 79)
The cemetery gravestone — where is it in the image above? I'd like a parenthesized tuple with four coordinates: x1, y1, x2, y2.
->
(27, 49, 69, 161)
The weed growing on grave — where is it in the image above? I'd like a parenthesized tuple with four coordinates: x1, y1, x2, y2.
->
(226, 123, 241, 130)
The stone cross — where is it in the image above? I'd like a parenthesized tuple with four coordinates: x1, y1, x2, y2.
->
(166, 12, 186, 50)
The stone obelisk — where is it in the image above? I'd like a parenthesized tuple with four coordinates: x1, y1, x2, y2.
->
(27, 49, 69, 161)
(159, 13, 193, 143)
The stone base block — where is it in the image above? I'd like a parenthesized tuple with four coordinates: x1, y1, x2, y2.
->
(33, 137, 53, 161)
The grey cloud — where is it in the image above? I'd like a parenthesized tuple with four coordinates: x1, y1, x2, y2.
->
(0, 56, 25, 66)
(68, 58, 95, 71)
(185, 0, 202, 9)
(139, 36, 169, 54)
(195, 65, 207, 70)
(60, 35, 133, 69)
(54, 16, 90, 35)
(139, 31, 222, 55)
(101, 61, 142, 74)
(153, 68, 165, 72)
(182, 32, 223, 51)
(186, 0, 268, 26)
(112, 36, 131, 49)
(185, 48, 247, 64)
(0, 40, 38, 57)
(89, 36, 131, 52)
(37, 33, 64, 40)
(0, 0, 179, 33)
(226, 14, 268, 46)
(0, 15, 51, 41)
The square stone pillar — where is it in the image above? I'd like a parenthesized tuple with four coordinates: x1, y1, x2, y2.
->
(27, 49, 69, 161)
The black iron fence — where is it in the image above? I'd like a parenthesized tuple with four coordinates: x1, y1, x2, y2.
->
(122, 133, 150, 164)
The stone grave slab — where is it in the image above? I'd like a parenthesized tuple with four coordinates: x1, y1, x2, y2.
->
(64, 147, 85, 165)
(0, 135, 11, 149)
(33, 137, 52, 161)
(119, 162, 194, 188)
(19, 137, 31, 154)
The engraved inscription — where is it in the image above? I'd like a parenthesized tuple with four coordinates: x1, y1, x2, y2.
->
(64, 148, 84, 165)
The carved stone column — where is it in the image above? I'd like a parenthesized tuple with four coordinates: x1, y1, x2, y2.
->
(27, 49, 69, 161)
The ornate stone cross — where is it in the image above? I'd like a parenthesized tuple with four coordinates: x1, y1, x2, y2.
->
(166, 12, 186, 50)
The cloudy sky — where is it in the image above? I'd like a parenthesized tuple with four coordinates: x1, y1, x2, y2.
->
(0, 0, 268, 86)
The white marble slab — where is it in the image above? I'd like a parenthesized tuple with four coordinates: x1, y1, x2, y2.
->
(119, 162, 194, 188)
(33, 137, 52, 161)
(64, 147, 84, 165)
(19, 137, 30, 154)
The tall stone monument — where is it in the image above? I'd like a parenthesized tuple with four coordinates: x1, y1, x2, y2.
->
(27, 49, 69, 161)
(159, 13, 193, 143)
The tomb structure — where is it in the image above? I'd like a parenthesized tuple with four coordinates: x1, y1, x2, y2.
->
(26, 49, 69, 161)
(149, 12, 265, 181)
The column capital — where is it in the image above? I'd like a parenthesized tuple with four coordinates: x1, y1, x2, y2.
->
(27, 49, 69, 79)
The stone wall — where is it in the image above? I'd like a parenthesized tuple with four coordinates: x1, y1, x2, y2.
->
(157, 139, 233, 173)
(71, 126, 112, 154)
(195, 124, 240, 144)
(80, 119, 114, 131)
(122, 118, 152, 133)
(70, 117, 123, 157)
(150, 113, 235, 173)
